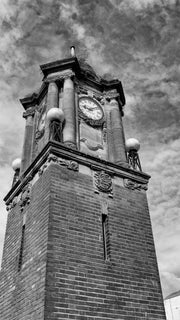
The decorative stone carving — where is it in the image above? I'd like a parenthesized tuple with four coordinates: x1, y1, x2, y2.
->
(76, 85, 104, 103)
(47, 154, 79, 171)
(6, 197, 18, 212)
(19, 183, 32, 212)
(38, 164, 48, 176)
(64, 142, 77, 150)
(35, 127, 45, 142)
(23, 107, 36, 119)
(102, 121, 107, 143)
(76, 85, 88, 96)
(94, 170, 113, 195)
(123, 179, 148, 191)
(103, 90, 120, 101)
(46, 70, 75, 83)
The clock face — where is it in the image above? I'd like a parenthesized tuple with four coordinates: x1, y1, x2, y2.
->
(79, 97, 103, 120)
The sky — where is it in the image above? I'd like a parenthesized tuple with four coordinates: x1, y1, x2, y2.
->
(0, 0, 180, 299)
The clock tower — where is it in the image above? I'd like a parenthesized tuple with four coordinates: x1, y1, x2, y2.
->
(0, 48, 166, 319)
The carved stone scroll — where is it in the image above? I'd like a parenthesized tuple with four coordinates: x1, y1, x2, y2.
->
(47, 154, 79, 171)
(123, 179, 148, 191)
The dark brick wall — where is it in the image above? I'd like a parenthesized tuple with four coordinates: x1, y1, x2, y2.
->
(0, 169, 51, 320)
(44, 163, 166, 320)
(0, 163, 166, 320)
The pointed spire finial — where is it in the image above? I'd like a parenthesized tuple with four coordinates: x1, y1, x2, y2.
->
(70, 46, 76, 57)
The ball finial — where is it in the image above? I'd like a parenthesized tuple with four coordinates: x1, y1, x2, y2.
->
(125, 138, 140, 152)
(12, 158, 21, 171)
(47, 108, 65, 122)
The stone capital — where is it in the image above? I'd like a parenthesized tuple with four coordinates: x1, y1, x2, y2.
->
(45, 69, 75, 83)
(23, 107, 36, 119)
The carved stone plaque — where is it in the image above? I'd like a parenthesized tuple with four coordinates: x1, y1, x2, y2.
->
(94, 170, 113, 195)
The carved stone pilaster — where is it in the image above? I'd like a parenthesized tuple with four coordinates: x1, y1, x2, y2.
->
(123, 179, 148, 191)
(21, 107, 35, 174)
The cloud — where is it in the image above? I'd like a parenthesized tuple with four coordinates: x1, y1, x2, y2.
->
(139, 138, 180, 297)
(109, 0, 178, 12)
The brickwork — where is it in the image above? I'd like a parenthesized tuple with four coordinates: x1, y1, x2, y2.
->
(0, 169, 51, 320)
(44, 163, 166, 320)
(0, 161, 166, 320)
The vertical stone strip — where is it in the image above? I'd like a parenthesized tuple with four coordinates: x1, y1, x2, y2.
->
(20, 110, 35, 174)
(104, 100, 114, 163)
(44, 81, 59, 143)
(75, 92, 80, 149)
(62, 77, 76, 148)
(109, 98, 127, 166)
(31, 110, 39, 161)
(59, 88, 63, 111)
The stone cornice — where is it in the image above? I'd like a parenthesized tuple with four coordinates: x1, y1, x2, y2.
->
(20, 82, 47, 111)
(20, 57, 126, 112)
(40, 57, 80, 78)
(4, 141, 150, 206)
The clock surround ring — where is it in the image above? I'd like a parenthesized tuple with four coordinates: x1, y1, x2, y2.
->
(78, 95, 105, 127)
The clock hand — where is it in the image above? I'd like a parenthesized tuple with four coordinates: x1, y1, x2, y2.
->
(85, 106, 94, 111)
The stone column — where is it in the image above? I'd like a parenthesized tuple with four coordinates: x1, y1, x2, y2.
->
(46, 81, 59, 111)
(107, 98, 127, 166)
(44, 81, 59, 143)
(62, 77, 76, 148)
(20, 108, 35, 174)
